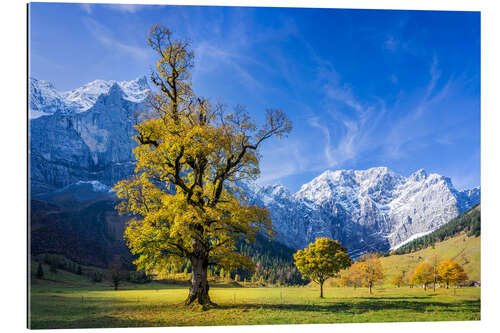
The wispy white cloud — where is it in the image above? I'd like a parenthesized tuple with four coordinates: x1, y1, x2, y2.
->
(83, 17, 149, 61)
(324, 83, 364, 113)
(425, 55, 442, 99)
(194, 42, 267, 91)
(80, 3, 144, 15)
(383, 57, 455, 159)
(80, 3, 92, 14)
(257, 140, 308, 184)
(308, 116, 334, 166)
(384, 35, 398, 52)
(106, 4, 143, 14)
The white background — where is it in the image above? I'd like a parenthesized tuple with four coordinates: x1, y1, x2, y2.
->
(0, 0, 498, 332)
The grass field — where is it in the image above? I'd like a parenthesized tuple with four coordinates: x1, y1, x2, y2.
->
(29, 233, 481, 329)
(30, 280, 480, 329)
(379, 233, 481, 285)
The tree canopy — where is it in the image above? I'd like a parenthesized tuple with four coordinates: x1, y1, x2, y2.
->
(355, 253, 384, 294)
(410, 262, 433, 291)
(437, 259, 468, 288)
(114, 24, 292, 306)
(293, 238, 351, 298)
(391, 274, 405, 288)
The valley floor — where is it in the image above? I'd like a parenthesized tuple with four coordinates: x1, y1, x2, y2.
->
(29, 283, 480, 329)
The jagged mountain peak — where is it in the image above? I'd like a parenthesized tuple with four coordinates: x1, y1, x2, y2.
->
(29, 75, 481, 257)
(107, 82, 126, 99)
(260, 183, 291, 198)
(301, 166, 397, 186)
(30, 77, 56, 89)
(120, 75, 150, 93)
(294, 166, 403, 205)
(62, 76, 150, 113)
(29, 77, 70, 119)
(29, 76, 151, 118)
(409, 168, 428, 182)
(249, 166, 480, 253)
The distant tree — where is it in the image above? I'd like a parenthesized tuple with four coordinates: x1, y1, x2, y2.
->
(437, 259, 468, 289)
(404, 275, 413, 288)
(77, 265, 82, 275)
(340, 262, 363, 289)
(92, 271, 103, 283)
(410, 262, 433, 291)
(339, 274, 350, 288)
(49, 260, 57, 274)
(293, 238, 351, 298)
(391, 274, 405, 288)
(107, 256, 126, 290)
(429, 255, 441, 291)
(36, 262, 44, 279)
(356, 253, 384, 294)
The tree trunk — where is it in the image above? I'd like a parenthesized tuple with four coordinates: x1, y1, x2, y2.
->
(185, 256, 212, 306)
(320, 281, 324, 298)
(369, 282, 372, 294)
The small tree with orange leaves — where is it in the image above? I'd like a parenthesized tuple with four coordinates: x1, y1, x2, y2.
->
(437, 259, 468, 289)
(356, 253, 384, 294)
(410, 262, 433, 291)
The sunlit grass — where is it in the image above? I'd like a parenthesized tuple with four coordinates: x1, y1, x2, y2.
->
(29, 233, 481, 329)
(379, 234, 480, 286)
(30, 282, 480, 329)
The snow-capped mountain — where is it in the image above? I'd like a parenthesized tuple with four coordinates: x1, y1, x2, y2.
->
(29, 76, 151, 193)
(243, 167, 480, 256)
(29, 76, 480, 256)
(29, 78, 72, 119)
(62, 76, 150, 113)
(29, 76, 150, 118)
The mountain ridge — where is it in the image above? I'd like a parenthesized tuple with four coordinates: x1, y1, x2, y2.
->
(29, 77, 481, 257)
(245, 166, 479, 255)
(29, 75, 150, 119)
(29, 76, 150, 194)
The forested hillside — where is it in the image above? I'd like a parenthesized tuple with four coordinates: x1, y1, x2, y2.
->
(31, 197, 308, 285)
(236, 235, 307, 285)
(393, 204, 480, 255)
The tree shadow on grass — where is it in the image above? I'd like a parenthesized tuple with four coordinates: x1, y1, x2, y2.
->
(357, 295, 433, 300)
(215, 298, 480, 315)
(29, 298, 481, 329)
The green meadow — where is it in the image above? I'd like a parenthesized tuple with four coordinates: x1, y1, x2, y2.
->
(30, 281, 480, 329)
(29, 233, 480, 329)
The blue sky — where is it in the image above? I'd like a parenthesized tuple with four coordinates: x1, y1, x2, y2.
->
(29, 3, 480, 192)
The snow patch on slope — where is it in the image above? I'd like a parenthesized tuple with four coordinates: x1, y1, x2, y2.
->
(389, 229, 436, 251)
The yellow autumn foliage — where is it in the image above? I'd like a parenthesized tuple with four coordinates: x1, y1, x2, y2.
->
(437, 259, 468, 288)
(113, 24, 291, 304)
(294, 238, 351, 297)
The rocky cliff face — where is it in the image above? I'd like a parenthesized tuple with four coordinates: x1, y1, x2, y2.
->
(29, 77, 480, 256)
(243, 167, 480, 255)
(29, 76, 150, 194)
